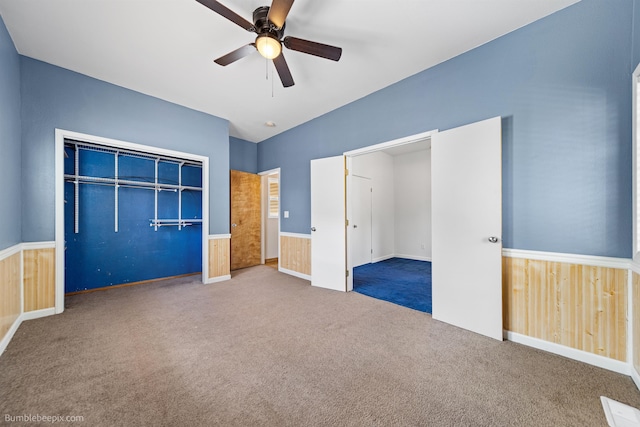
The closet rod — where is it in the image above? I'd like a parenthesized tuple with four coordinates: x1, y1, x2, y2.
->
(64, 180, 169, 192)
(150, 219, 203, 228)
(63, 175, 202, 192)
(149, 218, 202, 224)
(150, 223, 199, 228)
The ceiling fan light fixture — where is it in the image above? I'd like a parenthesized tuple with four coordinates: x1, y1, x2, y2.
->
(256, 33, 282, 59)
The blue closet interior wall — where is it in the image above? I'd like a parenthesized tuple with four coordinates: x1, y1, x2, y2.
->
(64, 143, 202, 293)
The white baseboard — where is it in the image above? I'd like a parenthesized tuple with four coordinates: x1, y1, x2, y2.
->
(279, 267, 311, 281)
(0, 316, 22, 356)
(0, 307, 56, 356)
(22, 307, 56, 321)
(505, 331, 630, 375)
(372, 254, 394, 263)
(632, 366, 640, 391)
(204, 274, 231, 284)
(371, 254, 432, 263)
(394, 254, 432, 262)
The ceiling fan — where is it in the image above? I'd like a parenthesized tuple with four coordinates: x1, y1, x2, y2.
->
(196, 0, 342, 88)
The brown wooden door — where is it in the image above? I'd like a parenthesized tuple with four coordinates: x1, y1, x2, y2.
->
(230, 170, 261, 270)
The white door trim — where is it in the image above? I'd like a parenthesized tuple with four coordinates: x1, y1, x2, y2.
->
(54, 129, 210, 314)
(259, 167, 281, 267)
(344, 130, 438, 157)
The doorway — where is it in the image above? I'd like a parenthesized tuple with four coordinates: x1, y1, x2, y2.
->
(347, 137, 433, 312)
(230, 170, 261, 270)
(345, 133, 435, 291)
(332, 117, 503, 340)
(260, 168, 281, 270)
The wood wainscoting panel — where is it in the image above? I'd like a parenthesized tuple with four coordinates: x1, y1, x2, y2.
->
(0, 252, 21, 340)
(23, 248, 56, 312)
(208, 237, 230, 279)
(503, 257, 627, 361)
(281, 235, 311, 276)
(634, 271, 640, 373)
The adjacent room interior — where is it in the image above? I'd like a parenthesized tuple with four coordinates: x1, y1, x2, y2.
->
(348, 139, 433, 313)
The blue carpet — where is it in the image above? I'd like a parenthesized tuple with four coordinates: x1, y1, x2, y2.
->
(353, 258, 432, 313)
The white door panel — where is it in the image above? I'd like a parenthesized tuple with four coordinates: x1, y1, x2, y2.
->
(352, 176, 372, 267)
(311, 156, 346, 291)
(432, 117, 503, 341)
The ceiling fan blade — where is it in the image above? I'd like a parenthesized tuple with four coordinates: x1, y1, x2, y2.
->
(267, 0, 294, 29)
(283, 36, 342, 61)
(196, 0, 255, 32)
(214, 44, 256, 66)
(273, 53, 294, 87)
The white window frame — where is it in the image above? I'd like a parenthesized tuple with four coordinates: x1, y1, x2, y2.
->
(268, 176, 279, 219)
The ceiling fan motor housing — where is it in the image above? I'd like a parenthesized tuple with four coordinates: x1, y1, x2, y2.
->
(253, 6, 285, 38)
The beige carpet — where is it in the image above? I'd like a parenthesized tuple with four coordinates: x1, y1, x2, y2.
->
(1, 265, 639, 426)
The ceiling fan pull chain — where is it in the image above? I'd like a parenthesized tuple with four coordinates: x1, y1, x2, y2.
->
(272, 63, 275, 98)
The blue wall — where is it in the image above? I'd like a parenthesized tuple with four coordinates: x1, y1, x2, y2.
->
(20, 57, 230, 241)
(230, 136, 258, 173)
(0, 16, 21, 250)
(633, 0, 640, 67)
(258, 0, 636, 258)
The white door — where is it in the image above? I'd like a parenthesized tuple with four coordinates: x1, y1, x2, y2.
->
(311, 155, 346, 291)
(431, 116, 503, 341)
(352, 176, 372, 267)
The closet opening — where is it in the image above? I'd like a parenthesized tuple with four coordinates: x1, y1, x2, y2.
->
(54, 130, 209, 310)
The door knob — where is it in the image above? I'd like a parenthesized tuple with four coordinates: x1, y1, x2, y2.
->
(232, 223, 237, 228)
(488, 236, 499, 243)
(353, 224, 358, 228)
(311, 227, 316, 232)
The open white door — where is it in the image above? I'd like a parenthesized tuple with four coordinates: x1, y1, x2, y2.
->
(432, 116, 503, 341)
(311, 155, 346, 291)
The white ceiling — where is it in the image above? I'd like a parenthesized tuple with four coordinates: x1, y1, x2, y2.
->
(0, 0, 579, 143)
